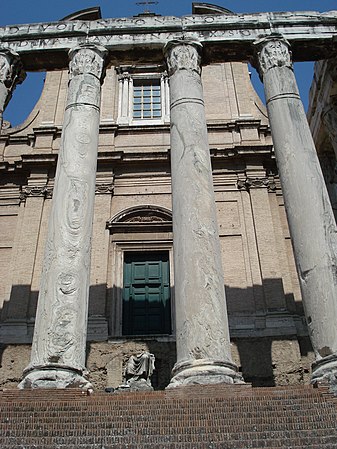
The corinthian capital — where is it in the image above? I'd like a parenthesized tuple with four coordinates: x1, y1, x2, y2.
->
(0, 48, 26, 109)
(164, 40, 202, 77)
(69, 44, 108, 83)
(254, 34, 292, 79)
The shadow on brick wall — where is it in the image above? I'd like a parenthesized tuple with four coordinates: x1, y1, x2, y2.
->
(0, 281, 312, 390)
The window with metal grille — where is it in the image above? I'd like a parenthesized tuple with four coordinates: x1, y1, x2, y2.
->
(133, 79, 162, 120)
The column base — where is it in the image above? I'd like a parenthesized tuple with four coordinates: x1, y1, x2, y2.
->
(311, 354, 337, 394)
(166, 359, 244, 389)
(18, 365, 93, 391)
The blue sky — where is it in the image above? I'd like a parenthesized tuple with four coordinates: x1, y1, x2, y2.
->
(1, 1, 336, 125)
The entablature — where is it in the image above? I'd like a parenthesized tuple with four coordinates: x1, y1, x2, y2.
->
(0, 11, 337, 70)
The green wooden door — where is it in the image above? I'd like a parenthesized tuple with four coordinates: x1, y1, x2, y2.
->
(122, 251, 171, 335)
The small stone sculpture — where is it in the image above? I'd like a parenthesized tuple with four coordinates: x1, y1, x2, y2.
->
(122, 352, 155, 391)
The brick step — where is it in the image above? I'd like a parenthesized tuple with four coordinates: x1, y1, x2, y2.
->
(0, 383, 324, 399)
(2, 405, 335, 418)
(2, 411, 336, 425)
(1, 446, 337, 449)
(2, 434, 337, 448)
(2, 410, 335, 424)
(1, 392, 330, 400)
(2, 425, 337, 443)
(2, 397, 334, 406)
(3, 424, 337, 436)
(1, 442, 336, 449)
(1, 394, 333, 405)
(3, 411, 335, 425)
(1, 385, 336, 448)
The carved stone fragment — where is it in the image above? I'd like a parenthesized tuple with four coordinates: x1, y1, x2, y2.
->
(95, 183, 114, 195)
(237, 177, 275, 191)
(121, 352, 155, 391)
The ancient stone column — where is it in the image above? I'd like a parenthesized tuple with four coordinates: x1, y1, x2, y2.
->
(254, 35, 337, 391)
(164, 40, 242, 388)
(0, 48, 26, 133)
(19, 44, 107, 390)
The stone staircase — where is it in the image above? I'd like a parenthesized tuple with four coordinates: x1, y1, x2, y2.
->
(1, 384, 337, 448)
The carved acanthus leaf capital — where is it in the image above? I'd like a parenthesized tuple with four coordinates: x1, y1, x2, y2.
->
(69, 44, 108, 83)
(254, 35, 292, 79)
(164, 40, 202, 76)
(0, 47, 26, 108)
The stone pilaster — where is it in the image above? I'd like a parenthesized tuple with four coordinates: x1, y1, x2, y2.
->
(254, 35, 337, 392)
(164, 40, 242, 388)
(0, 48, 26, 132)
(19, 44, 108, 390)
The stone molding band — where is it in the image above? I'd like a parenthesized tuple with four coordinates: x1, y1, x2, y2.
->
(267, 92, 301, 104)
(171, 358, 240, 376)
(170, 97, 205, 109)
(168, 359, 243, 388)
(65, 102, 101, 111)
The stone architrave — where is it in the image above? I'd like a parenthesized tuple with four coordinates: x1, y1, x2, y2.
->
(19, 44, 108, 390)
(164, 40, 243, 388)
(254, 34, 337, 391)
(0, 48, 26, 132)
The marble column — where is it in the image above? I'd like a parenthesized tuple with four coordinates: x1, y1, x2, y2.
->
(19, 44, 108, 390)
(164, 40, 242, 388)
(0, 48, 26, 133)
(254, 34, 337, 391)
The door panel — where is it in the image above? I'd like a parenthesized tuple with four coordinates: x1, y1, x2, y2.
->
(122, 251, 171, 335)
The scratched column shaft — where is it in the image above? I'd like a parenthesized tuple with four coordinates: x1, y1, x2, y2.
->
(255, 35, 337, 392)
(19, 44, 107, 390)
(164, 40, 242, 388)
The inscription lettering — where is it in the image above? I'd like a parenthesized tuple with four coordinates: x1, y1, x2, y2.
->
(0, 12, 335, 60)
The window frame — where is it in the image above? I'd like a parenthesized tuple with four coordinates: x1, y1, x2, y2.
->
(116, 66, 170, 126)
